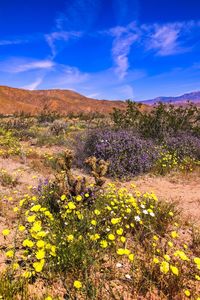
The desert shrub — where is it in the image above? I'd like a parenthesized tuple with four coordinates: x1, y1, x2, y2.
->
(83, 129, 158, 178)
(35, 132, 66, 146)
(112, 101, 200, 140)
(12, 128, 38, 140)
(0, 169, 19, 187)
(37, 109, 61, 124)
(0, 273, 28, 300)
(3, 118, 34, 131)
(13, 111, 32, 118)
(164, 133, 200, 160)
(73, 130, 90, 167)
(48, 120, 68, 136)
(0, 128, 21, 157)
(154, 149, 179, 175)
(111, 100, 142, 130)
(139, 102, 200, 140)
(67, 111, 106, 121)
(153, 134, 200, 175)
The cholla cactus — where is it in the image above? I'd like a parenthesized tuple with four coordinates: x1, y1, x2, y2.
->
(55, 150, 87, 197)
(54, 151, 109, 199)
(85, 156, 109, 186)
(49, 120, 68, 136)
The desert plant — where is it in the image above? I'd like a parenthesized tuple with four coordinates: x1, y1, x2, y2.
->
(83, 129, 158, 178)
(0, 169, 19, 187)
(163, 133, 200, 160)
(111, 101, 200, 140)
(2, 183, 199, 299)
(37, 107, 61, 124)
(49, 120, 68, 136)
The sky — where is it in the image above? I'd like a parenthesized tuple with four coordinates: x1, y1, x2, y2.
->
(0, 0, 200, 100)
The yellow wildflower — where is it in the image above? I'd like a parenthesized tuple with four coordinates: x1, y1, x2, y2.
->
(33, 259, 45, 272)
(164, 254, 171, 262)
(2, 229, 10, 236)
(184, 290, 191, 297)
(91, 220, 97, 226)
(153, 257, 159, 264)
(27, 215, 36, 223)
(90, 234, 100, 241)
(174, 250, 189, 261)
(100, 240, 108, 248)
(31, 221, 42, 232)
(120, 236, 126, 243)
(23, 239, 34, 248)
(36, 249, 45, 260)
(128, 254, 134, 261)
(18, 225, 25, 231)
(170, 265, 179, 276)
(117, 248, 125, 255)
(6, 250, 14, 258)
(108, 233, 115, 241)
(68, 202, 76, 210)
(76, 195, 82, 201)
(160, 261, 169, 274)
(171, 231, 178, 238)
(73, 280, 82, 289)
(116, 228, 123, 235)
(111, 218, 121, 225)
(36, 240, 45, 248)
(61, 195, 66, 201)
(30, 205, 41, 212)
(22, 271, 32, 278)
(67, 235, 74, 242)
(168, 241, 173, 247)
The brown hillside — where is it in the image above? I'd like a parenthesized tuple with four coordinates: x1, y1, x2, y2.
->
(0, 86, 129, 115)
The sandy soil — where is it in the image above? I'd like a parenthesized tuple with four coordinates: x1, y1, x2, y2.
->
(0, 154, 199, 224)
(130, 172, 200, 224)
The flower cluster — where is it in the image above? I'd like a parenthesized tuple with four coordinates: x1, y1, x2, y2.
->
(84, 129, 158, 178)
(2, 183, 199, 299)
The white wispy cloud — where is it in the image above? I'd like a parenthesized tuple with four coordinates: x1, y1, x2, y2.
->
(0, 38, 29, 46)
(45, 31, 81, 57)
(22, 77, 43, 90)
(45, 0, 101, 57)
(108, 22, 140, 79)
(49, 64, 89, 85)
(145, 23, 185, 56)
(144, 21, 200, 56)
(0, 58, 55, 73)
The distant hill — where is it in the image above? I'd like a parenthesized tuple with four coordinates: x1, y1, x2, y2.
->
(0, 86, 127, 115)
(141, 91, 200, 105)
(0, 86, 199, 115)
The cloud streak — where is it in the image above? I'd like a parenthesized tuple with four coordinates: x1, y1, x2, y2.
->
(0, 38, 29, 46)
(45, 31, 82, 57)
(22, 77, 43, 90)
(108, 22, 140, 79)
(0, 58, 55, 73)
(144, 21, 200, 56)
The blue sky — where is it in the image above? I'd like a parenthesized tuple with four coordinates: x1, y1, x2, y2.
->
(0, 0, 200, 100)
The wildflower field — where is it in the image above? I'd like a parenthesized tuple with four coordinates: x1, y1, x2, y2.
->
(0, 102, 199, 299)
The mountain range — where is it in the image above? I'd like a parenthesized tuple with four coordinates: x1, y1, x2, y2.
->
(0, 86, 126, 115)
(142, 91, 200, 105)
(0, 86, 199, 115)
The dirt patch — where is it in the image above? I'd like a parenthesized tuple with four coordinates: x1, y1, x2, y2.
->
(117, 171, 200, 225)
